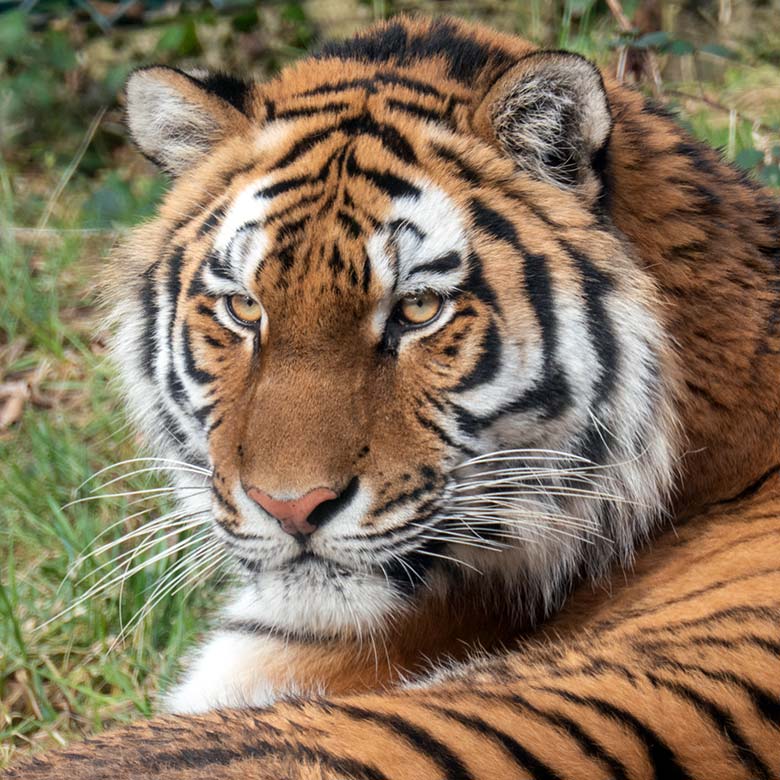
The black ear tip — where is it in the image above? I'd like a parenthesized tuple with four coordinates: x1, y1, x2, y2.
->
(193, 71, 252, 115)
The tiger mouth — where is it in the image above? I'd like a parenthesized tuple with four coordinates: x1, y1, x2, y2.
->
(234, 550, 353, 578)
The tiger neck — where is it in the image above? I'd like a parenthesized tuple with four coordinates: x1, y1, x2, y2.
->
(606, 85, 780, 516)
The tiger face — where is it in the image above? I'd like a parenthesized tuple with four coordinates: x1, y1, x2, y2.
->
(117, 21, 679, 642)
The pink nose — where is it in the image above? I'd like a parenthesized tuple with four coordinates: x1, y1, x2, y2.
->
(246, 486, 338, 536)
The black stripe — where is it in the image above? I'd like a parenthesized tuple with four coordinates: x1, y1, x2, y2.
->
(197, 205, 225, 237)
(371, 466, 440, 517)
(457, 200, 570, 429)
(274, 114, 416, 169)
(432, 143, 483, 185)
(461, 252, 499, 310)
(256, 175, 312, 200)
(386, 97, 446, 124)
(338, 210, 361, 238)
(316, 18, 511, 86)
(193, 402, 215, 426)
(346, 152, 421, 198)
(501, 693, 630, 780)
(333, 704, 474, 780)
(541, 688, 690, 780)
(298, 77, 379, 98)
(387, 218, 426, 242)
(408, 251, 461, 278)
(375, 71, 447, 99)
(430, 706, 562, 779)
(647, 660, 780, 728)
(165, 246, 189, 409)
(211, 483, 237, 515)
(153, 739, 388, 780)
(181, 322, 216, 385)
(563, 242, 618, 407)
(454, 319, 501, 392)
(274, 100, 350, 120)
(362, 250, 372, 292)
(139, 260, 161, 376)
(414, 408, 476, 456)
(646, 674, 772, 780)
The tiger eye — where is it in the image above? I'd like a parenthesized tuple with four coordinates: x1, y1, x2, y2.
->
(398, 292, 443, 326)
(226, 294, 262, 325)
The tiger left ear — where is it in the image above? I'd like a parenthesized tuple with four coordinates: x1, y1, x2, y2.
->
(125, 66, 252, 177)
(474, 51, 612, 203)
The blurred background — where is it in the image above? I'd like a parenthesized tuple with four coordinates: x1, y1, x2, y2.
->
(1, 0, 779, 768)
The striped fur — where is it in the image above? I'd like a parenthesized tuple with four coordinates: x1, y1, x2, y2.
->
(7, 16, 780, 777)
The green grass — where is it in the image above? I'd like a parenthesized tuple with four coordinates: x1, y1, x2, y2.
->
(1, 0, 779, 770)
(0, 182, 219, 765)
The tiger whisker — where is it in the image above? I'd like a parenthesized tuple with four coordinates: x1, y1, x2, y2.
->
(77, 456, 212, 492)
(75, 509, 212, 565)
(39, 531, 211, 630)
(78, 526, 211, 606)
(113, 543, 225, 648)
(62, 485, 209, 510)
(71, 514, 212, 586)
(90, 466, 212, 494)
(445, 503, 610, 534)
(451, 486, 642, 507)
(415, 548, 484, 574)
(414, 531, 509, 552)
(452, 448, 599, 469)
(443, 505, 611, 530)
(439, 515, 609, 545)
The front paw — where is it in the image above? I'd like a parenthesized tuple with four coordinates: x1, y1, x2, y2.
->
(164, 631, 293, 714)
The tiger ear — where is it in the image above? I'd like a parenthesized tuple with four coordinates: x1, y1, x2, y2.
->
(125, 66, 252, 176)
(474, 52, 611, 203)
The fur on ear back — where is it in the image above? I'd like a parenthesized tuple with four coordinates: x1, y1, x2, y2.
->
(474, 52, 612, 201)
(125, 66, 251, 176)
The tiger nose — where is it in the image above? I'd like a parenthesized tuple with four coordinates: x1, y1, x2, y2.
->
(246, 486, 338, 536)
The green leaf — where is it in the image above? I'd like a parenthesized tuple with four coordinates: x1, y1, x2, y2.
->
(231, 9, 259, 32)
(83, 172, 136, 228)
(734, 148, 764, 171)
(667, 39, 695, 56)
(42, 30, 77, 73)
(634, 31, 670, 49)
(699, 43, 738, 60)
(281, 3, 308, 23)
(0, 10, 29, 59)
(156, 20, 202, 58)
(759, 164, 780, 188)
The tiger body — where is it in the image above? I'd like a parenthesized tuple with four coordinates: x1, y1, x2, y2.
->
(8, 15, 780, 779)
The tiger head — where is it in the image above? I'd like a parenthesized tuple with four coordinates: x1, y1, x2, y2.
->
(114, 18, 680, 639)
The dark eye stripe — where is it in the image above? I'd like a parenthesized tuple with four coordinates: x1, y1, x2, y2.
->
(407, 251, 462, 279)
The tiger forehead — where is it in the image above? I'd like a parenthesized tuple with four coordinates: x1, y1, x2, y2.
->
(209, 152, 469, 298)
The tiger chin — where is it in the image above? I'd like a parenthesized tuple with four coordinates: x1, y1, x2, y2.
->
(99, 16, 757, 719)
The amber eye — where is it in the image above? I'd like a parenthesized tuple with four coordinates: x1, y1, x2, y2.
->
(226, 294, 263, 326)
(397, 291, 444, 327)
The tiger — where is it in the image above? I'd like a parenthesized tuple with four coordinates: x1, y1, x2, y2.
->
(7, 14, 780, 779)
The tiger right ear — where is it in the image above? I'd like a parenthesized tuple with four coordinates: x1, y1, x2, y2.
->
(474, 51, 612, 204)
(125, 66, 251, 177)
